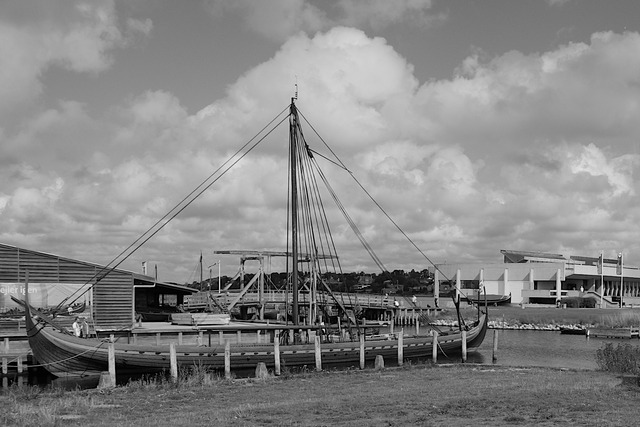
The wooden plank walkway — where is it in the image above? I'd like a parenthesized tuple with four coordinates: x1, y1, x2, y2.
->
(587, 327, 640, 339)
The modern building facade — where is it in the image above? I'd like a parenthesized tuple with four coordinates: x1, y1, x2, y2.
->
(433, 250, 640, 307)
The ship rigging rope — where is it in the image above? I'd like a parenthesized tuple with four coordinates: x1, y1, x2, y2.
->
(55, 105, 291, 309)
(297, 108, 455, 286)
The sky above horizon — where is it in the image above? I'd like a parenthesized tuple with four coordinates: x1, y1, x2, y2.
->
(2, 0, 640, 283)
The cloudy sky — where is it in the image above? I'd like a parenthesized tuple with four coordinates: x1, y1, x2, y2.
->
(2, 0, 640, 283)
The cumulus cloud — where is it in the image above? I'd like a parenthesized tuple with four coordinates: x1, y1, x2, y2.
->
(0, 0, 151, 114)
(2, 1, 640, 278)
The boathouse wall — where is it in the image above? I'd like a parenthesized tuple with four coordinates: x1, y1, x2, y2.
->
(0, 243, 137, 330)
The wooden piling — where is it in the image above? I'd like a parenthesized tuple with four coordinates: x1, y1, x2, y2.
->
(1, 357, 7, 375)
(359, 334, 365, 370)
(178, 332, 183, 345)
(397, 329, 404, 366)
(156, 332, 161, 346)
(17, 355, 23, 373)
(314, 335, 322, 371)
(108, 343, 116, 386)
(492, 329, 498, 362)
(274, 330, 281, 376)
(432, 330, 438, 363)
(169, 343, 178, 381)
(461, 329, 467, 363)
(224, 340, 231, 379)
(3, 337, 8, 352)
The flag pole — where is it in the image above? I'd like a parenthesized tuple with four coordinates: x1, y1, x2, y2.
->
(599, 251, 603, 309)
(620, 252, 624, 308)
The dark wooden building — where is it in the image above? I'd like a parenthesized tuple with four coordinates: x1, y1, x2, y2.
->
(0, 243, 194, 330)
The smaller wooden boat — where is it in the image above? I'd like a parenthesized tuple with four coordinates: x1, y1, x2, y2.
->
(559, 327, 587, 335)
(464, 293, 511, 305)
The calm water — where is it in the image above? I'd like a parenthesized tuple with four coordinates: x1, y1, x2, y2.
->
(465, 329, 624, 370)
(2, 329, 637, 390)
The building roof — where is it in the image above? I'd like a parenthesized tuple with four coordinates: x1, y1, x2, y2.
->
(501, 249, 566, 263)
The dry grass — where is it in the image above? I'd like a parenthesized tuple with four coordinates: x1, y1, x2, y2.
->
(2, 364, 640, 426)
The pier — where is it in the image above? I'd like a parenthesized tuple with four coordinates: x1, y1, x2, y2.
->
(184, 290, 440, 326)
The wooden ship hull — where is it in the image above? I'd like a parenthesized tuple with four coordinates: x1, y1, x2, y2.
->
(25, 301, 487, 377)
(464, 293, 511, 305)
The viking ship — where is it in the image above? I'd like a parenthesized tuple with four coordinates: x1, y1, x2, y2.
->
(24, 97, 488, 377)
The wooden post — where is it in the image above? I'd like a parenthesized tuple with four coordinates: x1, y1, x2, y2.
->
(178, 332, 183, 345)
(461, 329, 467, 363)
(224, 340, 231, 379)
(492, 329, 498, 362)
(133, 333, 138, 344)
(110, 334, 115, 343)
(3, 337, 8, 353)
(274, 330, 281, 376)
(314, 335, 322, 371)
(432, 330, 438, 363)
(397, 329, 404, 366)
(108, 343, 116, 386)
(169, 343, 178, 381)
(359, 334, 365, 370)
(415, 320, 420, 336)
(237, 330, 242, 344)
(17, 355, 23, 373)
(198, 331, 204, 345)
(1, 357, 7, 374)
(156, 333, 161, 346)
(256, 330, 261, 343)
(219, 331, 224, 345)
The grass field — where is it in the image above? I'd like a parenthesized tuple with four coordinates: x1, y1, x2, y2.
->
(2, 364, 640, 426)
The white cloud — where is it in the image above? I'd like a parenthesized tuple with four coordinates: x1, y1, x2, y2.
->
(0, 0, 151, 114)
(3, 2, 640, 279)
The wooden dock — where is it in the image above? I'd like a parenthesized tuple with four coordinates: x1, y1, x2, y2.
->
(1, 335, 31, 376)
(587, 327, 640, 339)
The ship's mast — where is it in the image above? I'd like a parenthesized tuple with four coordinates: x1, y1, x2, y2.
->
(289, 98, 299, 326)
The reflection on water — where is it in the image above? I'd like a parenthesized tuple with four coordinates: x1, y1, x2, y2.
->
(3, 329, 639, 390)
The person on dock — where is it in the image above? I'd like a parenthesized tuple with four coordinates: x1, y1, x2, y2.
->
(411, 295, 417, 306)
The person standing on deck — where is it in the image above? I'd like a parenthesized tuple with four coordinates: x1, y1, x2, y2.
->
(80, 317, 89, 338)
(72, 317, 82, 337)
(412, 295, 417, 306)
